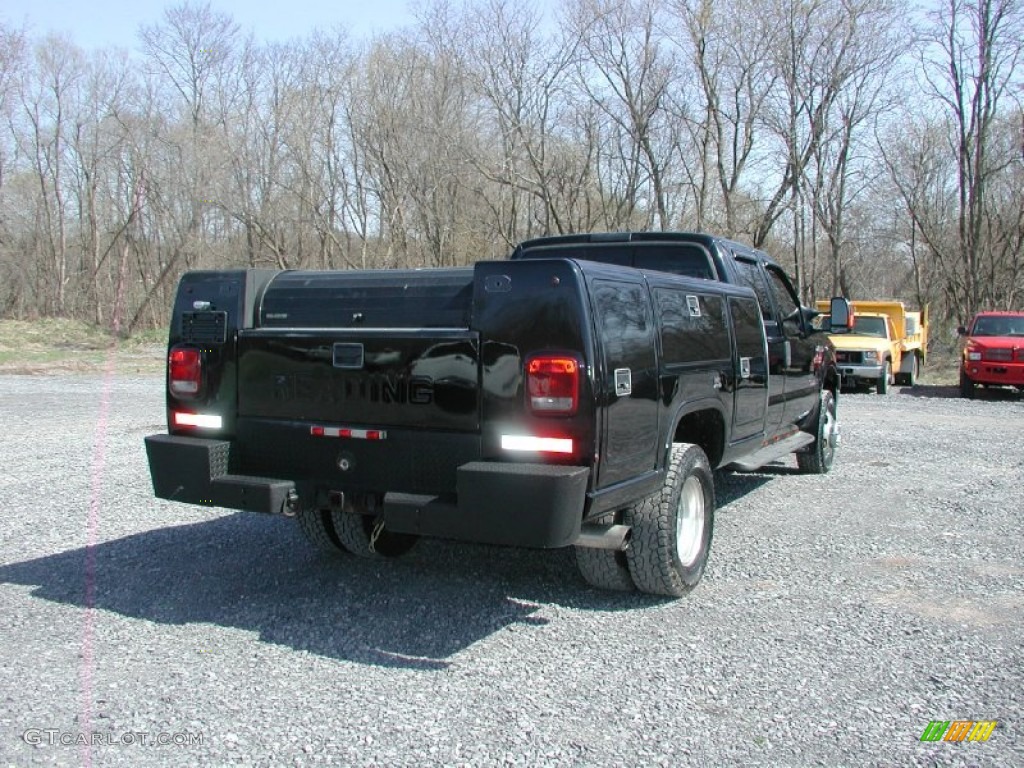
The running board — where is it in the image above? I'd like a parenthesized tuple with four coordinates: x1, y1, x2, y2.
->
(727, 431, 815, 471)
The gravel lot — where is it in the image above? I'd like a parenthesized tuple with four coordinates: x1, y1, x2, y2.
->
(0, 373, 1021, 767)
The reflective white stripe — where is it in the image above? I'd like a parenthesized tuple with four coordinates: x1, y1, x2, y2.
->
(173, 412, 223, 429)
(501, 434, 574, 454)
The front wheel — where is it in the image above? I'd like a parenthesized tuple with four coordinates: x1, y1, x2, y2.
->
(797, 389, 837, 474)
(625, 443, 714, 597)
(331, 496, 419, 558)
(959, 369, 976, 399)
(876, 361, 890, 394)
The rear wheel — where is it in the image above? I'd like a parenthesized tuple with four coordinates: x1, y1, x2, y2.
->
(331, 496, 418, 558)
(626, 443, 714, 597)
(959, 369, 976, 399)
(876, 361, 890, 394)
(574, 515, 635, 592)
(296, 508, 349, 554)
(797, 389, 837, 475)
(903, 355, 918, 386)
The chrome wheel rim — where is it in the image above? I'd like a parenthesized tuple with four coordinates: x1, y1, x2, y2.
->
(821, 400, 836, 465)
(675, 475, 705, 567)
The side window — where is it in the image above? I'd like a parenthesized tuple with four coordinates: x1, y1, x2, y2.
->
(765, 266, 801, 336)
(655, 289, 729, 364)
(733, 258, 776, 326)
(592, 280, 652, 362)
(635, 246, 716, 280)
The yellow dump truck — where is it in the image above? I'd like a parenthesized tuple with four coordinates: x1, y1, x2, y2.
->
(815, 300, 928, 393)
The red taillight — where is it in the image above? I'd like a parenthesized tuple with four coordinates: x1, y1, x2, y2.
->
(527, 355, 580, 415)
(811, 346, 825, 372)
(169, 347, 202, 397)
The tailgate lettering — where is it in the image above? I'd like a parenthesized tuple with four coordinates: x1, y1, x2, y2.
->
(273, 373, 434, 405)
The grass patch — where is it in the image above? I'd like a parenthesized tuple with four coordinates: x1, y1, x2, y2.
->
(0, 318, 165, 375)
(917, 346, 960, 386)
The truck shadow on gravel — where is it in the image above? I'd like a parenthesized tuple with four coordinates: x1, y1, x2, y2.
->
(898, 384, 1022, 400)
(897, 384, 960, 399)
(714, 470, 775, 507)
(0, 513, 666, 670)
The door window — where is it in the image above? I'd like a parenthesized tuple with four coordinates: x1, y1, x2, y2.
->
(733, 258, 776, 327)
(765, 266, 802, 336)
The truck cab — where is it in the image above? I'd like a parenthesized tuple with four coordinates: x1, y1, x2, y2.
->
(511, 231, 836, 440)
(958, 311, 1024, 398)
(816, 299, 928, 392)
(831, 312, 901, 393)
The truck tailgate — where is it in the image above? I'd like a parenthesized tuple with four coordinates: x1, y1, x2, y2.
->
(237, 267, 479, 432)
(237, 328, 480, 431)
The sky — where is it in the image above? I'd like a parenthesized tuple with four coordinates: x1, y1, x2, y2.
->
(2, 0, 419, 50)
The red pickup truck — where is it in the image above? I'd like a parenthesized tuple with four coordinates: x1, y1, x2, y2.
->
(958, 311, 1024, 398)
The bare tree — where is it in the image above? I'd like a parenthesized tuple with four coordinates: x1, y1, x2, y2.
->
(132, 1, 241, 330)
(0, 22, 28, 313)
(804, 0, 906, 300)
(915, 0, 1024, 321)
(570, 0, 677, 230)
(669, 0, 779, 235)
(462, 0, 583, 243)
(752, 0, 878, 252)
(17, 35, 85, 316)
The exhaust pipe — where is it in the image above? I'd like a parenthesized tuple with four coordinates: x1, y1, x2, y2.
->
(282, 489, 300, 517)
(574, 524, 631, 551)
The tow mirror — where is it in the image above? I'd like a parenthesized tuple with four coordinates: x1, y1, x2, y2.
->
(830, 297, 852, 332)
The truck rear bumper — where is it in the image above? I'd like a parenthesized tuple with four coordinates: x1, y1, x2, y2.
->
(145, 434, 297, 514)
(145, 435, 590, 549)
(380, 462, 590, 548)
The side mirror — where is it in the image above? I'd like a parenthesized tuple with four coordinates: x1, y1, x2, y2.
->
(830, 297, 852, 333)
(957, 326, 968, 336)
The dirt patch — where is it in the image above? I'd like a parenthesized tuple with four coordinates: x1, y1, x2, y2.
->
(875, 589, 1023, 627)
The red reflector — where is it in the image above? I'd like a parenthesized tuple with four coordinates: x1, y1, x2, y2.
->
(310, 426, 388, 440)
(527, 355, 580, 415)
(169, 347, 202, 396)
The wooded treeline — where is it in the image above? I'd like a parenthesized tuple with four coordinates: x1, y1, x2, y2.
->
(0, 0, 1022, 335)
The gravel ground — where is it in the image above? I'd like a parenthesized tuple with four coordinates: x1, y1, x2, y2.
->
(0, 373, 1021, 767)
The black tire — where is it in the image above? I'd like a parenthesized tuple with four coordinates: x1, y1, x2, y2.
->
(625, 443, 715, 597)
(330, 496, 418, 559)
(574, 515, 635, 592)
(797, 389, 837, 475)
(905, 355, 918, 386)
(959, 369, 976, 399)
(296, 508, 349, 554)
(896, 355, 918, 386)
(876, 361, 890, 394)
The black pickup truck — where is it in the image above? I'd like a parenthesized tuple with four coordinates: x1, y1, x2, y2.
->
(145, 231, 848, 596)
